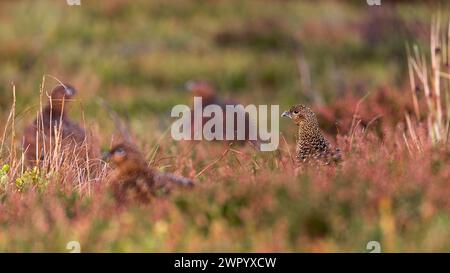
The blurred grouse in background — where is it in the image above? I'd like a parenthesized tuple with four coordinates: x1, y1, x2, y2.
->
(23, 84, 98, 166)
(282, 104, 341, 165)
(105, 142, 194, 204)
(185, 80, 262, 150)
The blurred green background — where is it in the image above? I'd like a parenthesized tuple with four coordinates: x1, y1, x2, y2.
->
(0, 0, 442, 121)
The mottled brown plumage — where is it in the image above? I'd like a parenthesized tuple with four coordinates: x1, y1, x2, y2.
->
(185, 80, 262, 149)
(23, 84, 97, 166)
(105, 142, 194, 204)
(282, 104, 341, 165)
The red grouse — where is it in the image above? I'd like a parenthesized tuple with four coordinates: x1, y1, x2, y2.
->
(185, 80, 261, 149)
(105, 142, 194, 204)
(23, 84, 97, 167)
(282, 104, 341, 165)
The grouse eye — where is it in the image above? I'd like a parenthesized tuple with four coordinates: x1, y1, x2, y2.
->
(114, 148, 126, 157)
(65, 87, 74, 96)
(293, 110, 299, 114)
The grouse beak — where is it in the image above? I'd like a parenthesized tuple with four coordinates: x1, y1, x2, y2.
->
(62, 84, 75, 96)
(66, 87, 75, 96)
(281, 111, 291, 119)
(102, 151, 112, 162)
